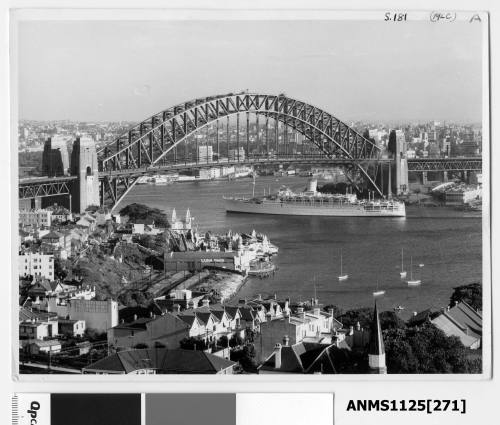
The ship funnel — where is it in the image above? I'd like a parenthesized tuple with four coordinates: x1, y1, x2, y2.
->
(307, 179, 318, 193)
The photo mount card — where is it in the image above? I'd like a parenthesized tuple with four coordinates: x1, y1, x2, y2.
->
(9, 8, 490, 383)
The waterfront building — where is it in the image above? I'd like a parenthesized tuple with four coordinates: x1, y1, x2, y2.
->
(444, 185, 481, 205)
(368, 302, 387, 374)
(19, 209, 53, 227)
(83, 348, 236, 374)
(164, 248, 252, 274)
(197, 145, 213, 163)
(18, 252, 54, 280)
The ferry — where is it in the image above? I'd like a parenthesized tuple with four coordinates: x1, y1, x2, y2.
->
(224, 179, 406, 217)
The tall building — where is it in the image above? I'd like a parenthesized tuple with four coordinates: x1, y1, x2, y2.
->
(228, 147, 246, 161)
(197, 145, 213, 163)
(19, 252, 54, 280)
(19, 209, 52, 228)
(42, 136, 71, 176)
(368, 301, 387, 374)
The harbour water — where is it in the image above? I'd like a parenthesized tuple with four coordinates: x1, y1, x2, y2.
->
(122, 176, 482, 319)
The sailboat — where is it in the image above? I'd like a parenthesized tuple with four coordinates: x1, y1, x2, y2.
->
(338, 249, 349, 281)
(373, 279, 385, 297)
(407, 256, 422, 286)
(399, 248, 407, 278)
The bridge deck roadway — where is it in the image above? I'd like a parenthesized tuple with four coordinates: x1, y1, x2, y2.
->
(99, 156, 392, 178)
(19, 175, 78, 185)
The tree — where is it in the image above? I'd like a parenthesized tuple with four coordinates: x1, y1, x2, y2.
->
(379, 311, 406, 330)
(449, 283, 482, 311)
(218, 335, 229, 348)
(119, 203, 170, 228)
(239, 344, 258, 373)
(323, 304, 343, 318)
(54, 259, 68, 280)
(179, 337, 207, 351)
(229, 334, 244, 348)
(337, 308, 373, 329)
(384, 323, 481, 374)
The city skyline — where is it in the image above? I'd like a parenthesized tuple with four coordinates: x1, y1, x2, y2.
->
(17, 20, 483, 123)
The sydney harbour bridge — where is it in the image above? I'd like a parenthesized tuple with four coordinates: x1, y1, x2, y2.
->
(18, 92, 482, 213)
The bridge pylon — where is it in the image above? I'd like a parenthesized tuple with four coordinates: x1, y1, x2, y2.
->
(70, 136, 100, 213)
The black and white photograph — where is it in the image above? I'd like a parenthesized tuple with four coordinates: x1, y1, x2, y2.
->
(12, 10, 489, 377)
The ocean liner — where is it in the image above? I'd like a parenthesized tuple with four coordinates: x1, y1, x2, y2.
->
(224, 179, 406, 217)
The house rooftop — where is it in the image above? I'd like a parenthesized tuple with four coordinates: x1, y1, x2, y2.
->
(83, 348, 235, 374)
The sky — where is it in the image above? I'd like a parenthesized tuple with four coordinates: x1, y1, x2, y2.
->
(17, 20, 484, 123)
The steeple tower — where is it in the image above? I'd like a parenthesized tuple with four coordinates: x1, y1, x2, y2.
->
(368, 301, 387, 374)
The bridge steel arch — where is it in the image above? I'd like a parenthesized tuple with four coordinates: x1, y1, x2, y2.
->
(98, 93, 382, 209)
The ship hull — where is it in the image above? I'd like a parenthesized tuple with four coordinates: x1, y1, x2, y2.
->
(224, 198, 406, 217)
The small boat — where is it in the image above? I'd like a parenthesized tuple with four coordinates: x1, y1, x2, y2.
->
(419, 263, 424, 268)
(338, 249, 349, 281)
(407, 256, 422, 286)
(373, 280, 385, 296)
(394, 305, 405, 311)
(399, 248, 407, 278)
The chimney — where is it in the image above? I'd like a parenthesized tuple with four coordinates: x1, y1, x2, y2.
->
(313, 307, 321, 317)
(120, 318, 124, 324)
(413, 311, 418, 316)
(282, 335, 290, 346)
(133, 314, 138, 321)
(349, 325, 354, 335)
(274, 293, 277, 300)
(173, 304, 181, 314)
(202, 298, 210, 308)
(238, 298, 246, 305)
(356, 321, 361, 331)
(274, 343, 282, 369)
(266, 312, 272, 322)
(257, 294, 262, 301)
(328, 307, 334, 316)
(296, 306, 305, 320)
